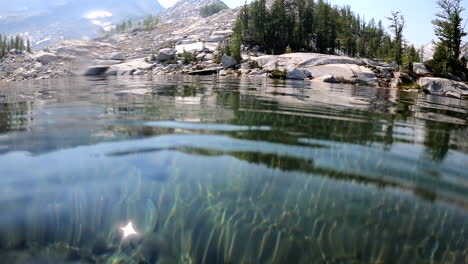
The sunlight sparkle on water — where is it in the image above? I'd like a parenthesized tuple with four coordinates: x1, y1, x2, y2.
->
(121, 221, 138, 239)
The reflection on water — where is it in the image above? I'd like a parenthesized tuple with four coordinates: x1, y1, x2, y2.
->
(0, 76, 467, 263)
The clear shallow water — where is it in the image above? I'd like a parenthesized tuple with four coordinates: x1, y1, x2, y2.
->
(0, 76, 467, 264)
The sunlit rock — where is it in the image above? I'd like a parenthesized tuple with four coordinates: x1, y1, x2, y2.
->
(413, 63, 430, 75)
(32, 51, 59, 64)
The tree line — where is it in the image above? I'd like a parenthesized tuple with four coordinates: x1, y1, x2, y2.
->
(111, 15, 161, 34)
(235, 0, 401, 59)
(233, 0, 466, 76)
(0, 34, 32, 59)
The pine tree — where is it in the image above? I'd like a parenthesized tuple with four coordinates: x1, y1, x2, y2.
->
(2, 36, 7, 56)
(431, 42, 451, 75)
(338, 6, 355, 56)
(303, 0, 315, 50)
(419, 45, 425, 62)
(265, 0, 288, 53)
(230, 19, 243, 62)
(239, 3, 251, 42)
(10, 37, 14, 51)
(27, 39, 32, 53)
(19, 36, 24, 52)
(293, 0, 307, 49)
(430, 0, 467, 76)
(250, 0, 267, 46)
(386, 11, 405, 65)
(402, 44, 420, 70)
(0, 33, 3, 58)
(315, 0, 330, 53)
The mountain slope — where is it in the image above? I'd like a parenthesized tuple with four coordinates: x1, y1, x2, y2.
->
(0, 0, 164, 49)
(418, 41, 468, 62)
(418, 42, 436, 62)
(161, 0, 228, 21)
(462, 42, 468, 59)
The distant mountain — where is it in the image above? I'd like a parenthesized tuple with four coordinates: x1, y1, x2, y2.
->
(417, 41, 468, 62)
(462, 42, 468, 59)
(161, 0, 228, 22)
(418, 42, 436, 62)
(0, 0, 164, 49)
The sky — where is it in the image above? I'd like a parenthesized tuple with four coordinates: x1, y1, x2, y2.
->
(160, 0, 468, 46)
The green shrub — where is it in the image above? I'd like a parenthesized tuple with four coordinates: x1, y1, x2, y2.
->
(165, 58, 177, 65)
(399, 81, 422, 90)
(249, 60, 260, 69)
(268, 68, 288, 79)
(181, 49, 196, 64)
(214, 41, 231, 64)
(146, 50, 157, 62)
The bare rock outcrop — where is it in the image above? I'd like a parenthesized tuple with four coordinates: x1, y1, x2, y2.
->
(413, 63, 430, 75)
(253, 53, 379, 86)
(156, 48, 177, 62)
(32, 51, 59, 64)
(418, 77, 468, 99)
(107, 58, 155, 76)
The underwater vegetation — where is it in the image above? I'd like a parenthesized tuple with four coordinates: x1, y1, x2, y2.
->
(0, 146, 467, 264)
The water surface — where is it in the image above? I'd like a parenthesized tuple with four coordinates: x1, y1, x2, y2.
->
(0, 76, 467, 263)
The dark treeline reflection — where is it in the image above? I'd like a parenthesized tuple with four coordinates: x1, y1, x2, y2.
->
(0, 101, 33, 133)
(0, 76, 466, 160)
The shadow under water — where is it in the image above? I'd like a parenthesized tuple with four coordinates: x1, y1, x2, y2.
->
(0, 76, 467, 264)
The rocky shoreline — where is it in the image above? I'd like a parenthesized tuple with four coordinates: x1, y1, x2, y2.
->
(0, 8, 467, 100)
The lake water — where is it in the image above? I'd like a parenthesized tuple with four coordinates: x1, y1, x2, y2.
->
(0, 76, 467, 264)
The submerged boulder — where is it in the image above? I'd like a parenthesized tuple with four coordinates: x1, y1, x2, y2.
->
(418, 77, 468, 99)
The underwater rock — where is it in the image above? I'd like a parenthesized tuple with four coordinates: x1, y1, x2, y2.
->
(92, 238, 113, 255)
(137, 234, 167, 264)
(120, 235, 144, 255)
